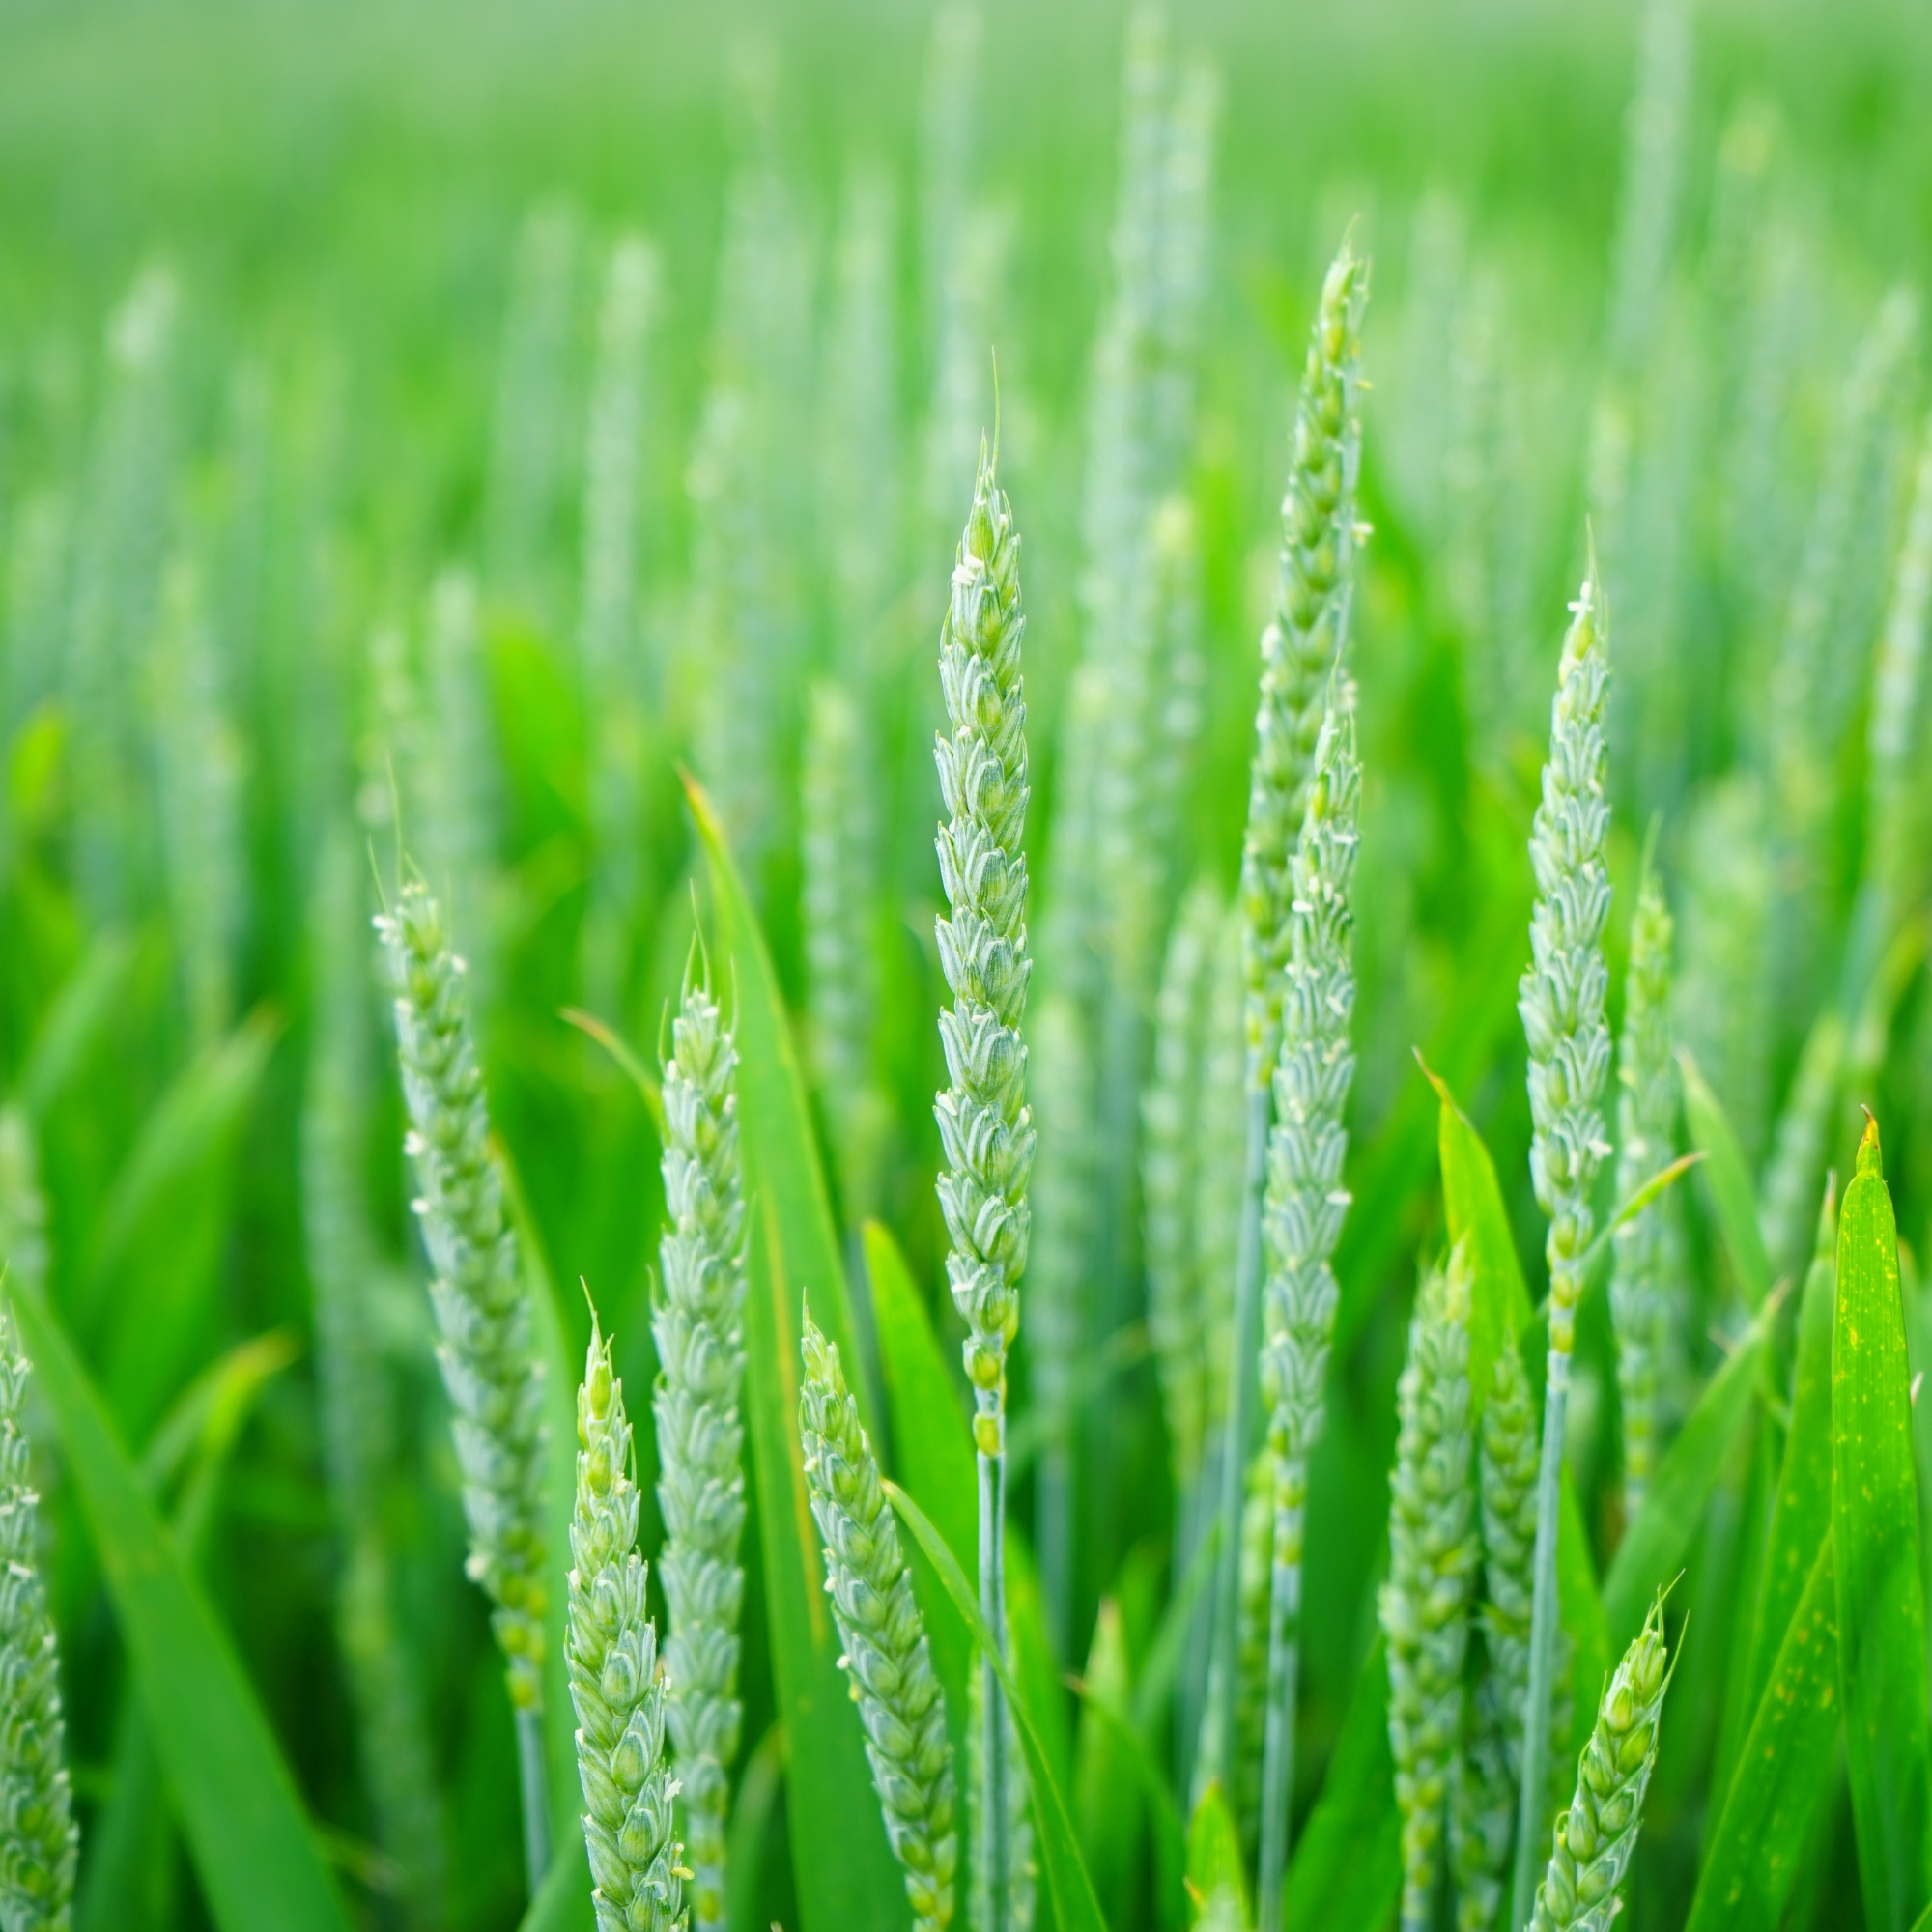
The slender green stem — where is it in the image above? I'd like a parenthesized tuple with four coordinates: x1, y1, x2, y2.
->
(980, 1447, 1010, 1932)
(1204, 1076, 1269, 1795)
(515, 1706, 551, 1888)
(1257, 1550, 1300, 1927)
(1511, 1361, 1569, 1928)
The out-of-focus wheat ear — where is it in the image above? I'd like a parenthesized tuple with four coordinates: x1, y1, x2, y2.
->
(0, 1299, 80, 1932)
(1379, 1248, 1480, 1932)
(1610, 854, 1676, 1520)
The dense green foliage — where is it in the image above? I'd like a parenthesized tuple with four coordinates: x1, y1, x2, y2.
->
(4, 0, 1932, 1926)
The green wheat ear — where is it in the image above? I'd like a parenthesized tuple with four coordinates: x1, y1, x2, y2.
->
(653, 968, 749, 1932)
(0, 1299, 79, 1932)
(1380, 1246, 1479, 1932)
(568, 1316, 687, 1932)
(1529, 1596, 1674, 1932)
(798, 1313, 959, 1932)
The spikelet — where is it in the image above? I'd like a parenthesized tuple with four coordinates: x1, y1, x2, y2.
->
(798, 1316, 958, 1932)
(1450, 1678, 1515, 1932)
(933, 439, 1033, 1456)
(1239, 236, 1368, 1069)
(802, 681, 889, 1225)
(1380, 1251, 1479, 1932)
(1609, 859, 1676, 1517)
(652, 973, 749, 1932)
(376, 878, 548, 1713)
(1528, 1600, 1673, 1932)
(0, 1301, 79, 1932)
(568, 1319, 687, 1932)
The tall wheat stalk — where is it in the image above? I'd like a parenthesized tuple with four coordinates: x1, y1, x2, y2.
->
(378, 875, 551, 1887)
(1511, 560, 1612, 1929)
(1204, 230, 1368, 1816)
(1257, 677, 1361, 1924)
(933, 440, 1032, 1932)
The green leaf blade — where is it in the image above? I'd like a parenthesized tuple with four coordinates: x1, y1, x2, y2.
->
(9, 1289, 354, 1932)
(1833, 1118, 1932, 1932)
(690, 777, 907, 1932)
(1679, 1049, 1774, 1308)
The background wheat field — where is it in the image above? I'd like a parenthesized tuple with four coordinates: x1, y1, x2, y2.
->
(3, 0, 1932, 1929)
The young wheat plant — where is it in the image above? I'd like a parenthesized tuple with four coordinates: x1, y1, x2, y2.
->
(1513, 556, 1612, 1925)
(1207, 227, 1369, 1821)
(568, 1317, 687, 1932)
(652, 968, 749, 1932)
(798, 1314, 958, 1932)
(0, 1301, 78, 1932)
(378, 875, 552, 1883)
(932, 436, 1033, 1929)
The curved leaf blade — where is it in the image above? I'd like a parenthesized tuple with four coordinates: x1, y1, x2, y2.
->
(690, 776, 905, 1932)
(1683, 1535, 1839, 1932)
(886, 1479, 1108, 1932)
(1833, 1118, 1932, 1932)
(1679, 1049, 1774, 1308)
(9, 1288, 354, 1932)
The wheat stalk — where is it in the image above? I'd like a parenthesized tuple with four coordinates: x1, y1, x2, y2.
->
(568, 1317, 687, 1932)
(1257, 678, 1361, 1922)
(377, 875, 550, 1883)
(933, 435, 1033, 1929)
(0, 1299, 79, 1932)
(1512, 556, 1612, 1928)
(799, 1314, 959, 1932)
(1205, 228, 1369, 1812)
(652, 971, 749, 1932)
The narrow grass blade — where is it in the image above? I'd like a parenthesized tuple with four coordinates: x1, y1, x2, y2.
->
(1679, 1049, 1774, 1307)
(1067, 1681, 1185, 1926)
(1833, 1117, 1932, 1931)
(1282, 1634, 1401, 1930)
(9, 1288, 354, 1932)
(16, 926, 138, 1120)
(1602, 1303, 1771, 1650)
(1186, 1781, 1252, 1931)
(1683, 1535, 1839, 1932)
(515, 1834, 594, 1932)
(886, 1479, 1109, 1932)
(690, 775, 907, 1932)
(1745, 1184, 1835, 1722)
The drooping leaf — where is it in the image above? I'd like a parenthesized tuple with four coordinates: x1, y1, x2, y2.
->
(1683, 1535, 1840, 1932)
(1429, 1065, 1612, 1745)
(1745, 1182, 1836, 1723)
(9, 1287, 354, 1932)
(1833, 1116, 1932, 1932)
(690, 775, 906, 1932)
(1602, 1302, 1771, 1652)
(1281, 1634, 1400, 1932)
(87, 1006, 283, 1437)
(1185, 1780, 1251, 1931)
(886, 1479, 1109, 1932)
(1679, 1049, 1774, 1308)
